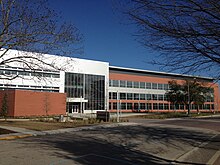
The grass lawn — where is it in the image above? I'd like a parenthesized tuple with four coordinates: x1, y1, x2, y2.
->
(0, 120, 100, 131)
(0, 128, 16, 135)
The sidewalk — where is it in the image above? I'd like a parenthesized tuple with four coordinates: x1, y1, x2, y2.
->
(0, 122, 138, 140)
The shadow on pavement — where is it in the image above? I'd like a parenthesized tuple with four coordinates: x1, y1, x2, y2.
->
(22, 125, 215, 165)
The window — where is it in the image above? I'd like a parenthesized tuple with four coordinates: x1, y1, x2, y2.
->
(134, 103, 139, 110)
(152, 94, 158, 100)
(5, 70, 17, 75)
(31, 72, 42, 77)
(206, 94, 214, 102)
(158, 94, 164, 101)
(109, 92, 112, 99)
(134, 93, 139, 100)
(120, 103, 127, 110)
(146, 94, 152, 100)
(146, 103, 152, 110)
(164, 104, 169, 110)
(133, 81, 139, 88)
(112, 80, 119, 87)
(127, 93, 133, 100)
(5, 84, 16, 87)
(140, 94, 145, 100)
(113, 103, 117, 109)
(52, 74, 60, 78)
(192, 104, 197, 110)
(204, 104, 211, 110)
(210, 96, 214, 102)
(109, 80, 113, 87)
(120, 80, 126, 87)
(164, 94, 168, 101)
(109, 103, 112, 110)
(112, 92, 117, 99)
(152, 83, 157, 89)
(180, 104, 185, 110)
(119, 93, 126, 100)
(127, 81, 133, 88)
(43, 73, 51, 78)
(159, 103, 164, 110)
(0, 70, 4, 75)
(164, 84, 169, 90)
(175, 104, 180, 110)
(127, 103, 132, 109)
(153, 103, 158, 110)
(170, 104, 175, 110)
(199, 104, 204, 110)
(140, 82, 145, 89)
(18, 71, 30, 76)
(140, 103, 145, 109)
(65, 73, 105, 111)
(146, 83, 151, 89)
(18, 85, 29, 88)
(158, 84, 163, 90)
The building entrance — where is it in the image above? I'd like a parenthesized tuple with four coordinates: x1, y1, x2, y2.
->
(67, 102, 81, 113)
(66, 97, 88, 114)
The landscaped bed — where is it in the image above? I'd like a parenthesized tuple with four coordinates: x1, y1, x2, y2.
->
(0, 119, 113, 131)
(0, 128, 16, 135)
(123, 112, 219, 119)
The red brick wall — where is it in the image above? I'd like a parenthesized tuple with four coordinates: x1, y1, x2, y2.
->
(0, 90, 66, 117)
(14, 90, 66, 117)
(110, 73, 172, 83)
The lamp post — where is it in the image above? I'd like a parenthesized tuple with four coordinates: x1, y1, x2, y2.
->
(187, 78, 196, 115)
(187, 80, 190, 115)
(117, 91, 119, 122)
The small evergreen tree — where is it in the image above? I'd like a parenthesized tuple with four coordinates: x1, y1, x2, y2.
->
(1, 93, 8, 120)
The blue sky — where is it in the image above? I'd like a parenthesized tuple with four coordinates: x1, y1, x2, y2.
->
(50, 0, 159, 71)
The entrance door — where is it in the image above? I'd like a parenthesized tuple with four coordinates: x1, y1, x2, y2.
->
(67, 102, 81, 113)
(72, 105, 79, 113)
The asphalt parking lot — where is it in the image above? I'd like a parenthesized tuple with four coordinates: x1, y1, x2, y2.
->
(0, 117, 219, 165)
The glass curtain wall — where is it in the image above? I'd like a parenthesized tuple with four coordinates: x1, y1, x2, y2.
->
(65, 73, 105, 111)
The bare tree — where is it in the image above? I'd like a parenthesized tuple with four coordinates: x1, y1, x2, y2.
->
(0, 0, 83, 79)
(44, 92, 49, 116)
(122, 0, 220, 78)
(1, 93, 8, 120)
(166, 79, 212, 115)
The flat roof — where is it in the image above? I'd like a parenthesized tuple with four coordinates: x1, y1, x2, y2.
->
(109, 66, 214, 81)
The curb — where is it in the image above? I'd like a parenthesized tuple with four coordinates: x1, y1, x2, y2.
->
(0, 134, 33, 140)
(0, 122, 137, 140)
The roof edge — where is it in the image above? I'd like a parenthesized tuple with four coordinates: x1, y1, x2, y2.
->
(109, 66, 214, 81)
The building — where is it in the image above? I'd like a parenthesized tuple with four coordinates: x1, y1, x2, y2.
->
(109, 66, 219, 113)
(0, 49, 219, 116)
(0, 49, 109, 116)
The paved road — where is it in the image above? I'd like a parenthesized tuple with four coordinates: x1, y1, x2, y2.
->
(0, 117, 219, 165)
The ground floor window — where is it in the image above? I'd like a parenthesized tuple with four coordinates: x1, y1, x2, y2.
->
(153, 103, 158, 110)
(127, 103, 132, 109)
(146, 103, 152, 110)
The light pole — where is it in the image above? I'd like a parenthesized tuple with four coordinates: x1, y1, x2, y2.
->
(187, 80, 190, 115)
(187, 78, 196, 115)
(117, 91, 120, 122)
